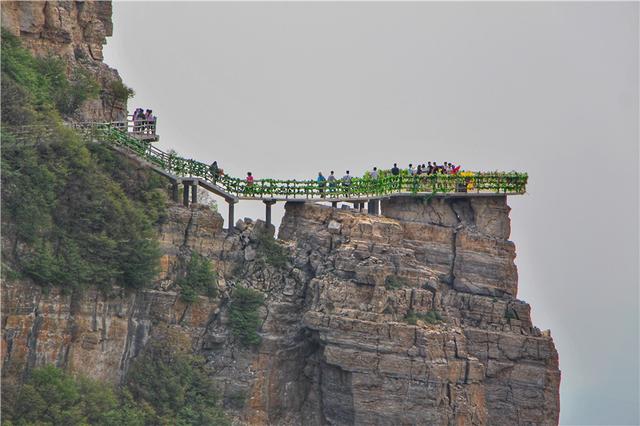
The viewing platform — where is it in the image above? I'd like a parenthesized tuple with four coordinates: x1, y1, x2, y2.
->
(71, 120, 528, 228)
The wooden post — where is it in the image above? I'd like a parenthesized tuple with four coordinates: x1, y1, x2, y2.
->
(227, 200, 235, 231)
(264, 200, 276, 226)
(183, 181, 190, 207)
(172, 182, 179, 203)
(191, 183, 198, 204)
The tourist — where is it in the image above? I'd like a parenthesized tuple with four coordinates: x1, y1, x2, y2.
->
(317, 172, 326, 197)
(327, 170, 337, 194)
(342, 170, 352, 196)
(407, 163, 415, 175)
(391, 163, 400, 176)
(426, 161, 433, 175)
(209, 161, 220, 182)
(370, 167, 379, 179)
(246, 172, 254, 194)
(416, 165, 423, 175)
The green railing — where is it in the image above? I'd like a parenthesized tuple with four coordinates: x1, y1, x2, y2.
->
(75, 122, 528, 200)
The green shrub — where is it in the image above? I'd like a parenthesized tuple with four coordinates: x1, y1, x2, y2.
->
(255, 230, 289, 269)
(1, 29, 99, 116)
(404, 310, 443, 325)
(0, 365, 146, 425)
(1, 35, 164, 293)
(110, 79, 135, 103)
(177, 252, 218, 303)
(229, 286, 265, 347)
(384, 275, 408, 290)
(126, 340, 229, 425)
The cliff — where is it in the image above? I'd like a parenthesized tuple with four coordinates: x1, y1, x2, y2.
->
(1, 0, 126, 121)
(1, 196, 561, 425)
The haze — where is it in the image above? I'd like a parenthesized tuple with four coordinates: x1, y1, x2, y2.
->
(103, 2, 639, 424)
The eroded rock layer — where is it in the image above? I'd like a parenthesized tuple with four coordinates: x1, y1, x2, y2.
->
(2, 197, 560, 425)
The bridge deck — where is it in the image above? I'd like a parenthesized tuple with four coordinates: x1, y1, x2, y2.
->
(64, 120, 529, 205)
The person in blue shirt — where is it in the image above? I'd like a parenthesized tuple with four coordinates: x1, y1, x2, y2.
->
(317, 172, 326, 198)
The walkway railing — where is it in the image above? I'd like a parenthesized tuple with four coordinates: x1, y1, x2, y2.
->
(74, 122, 527, 200)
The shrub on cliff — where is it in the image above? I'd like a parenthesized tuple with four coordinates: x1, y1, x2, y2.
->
(1, 29, 165, 293)
(177, 252, 218, 303)
(404, 310, 443, 325)
(1, 29, 99, 118)
(126, 339, 229, 425)
(255, 229, 289, 269)
(0, 365, 146, 425)
(229, 286, 265, 347)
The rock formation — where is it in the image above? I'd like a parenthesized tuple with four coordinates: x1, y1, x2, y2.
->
(2, 197, 561, 425)
(1, 0, 127, 121)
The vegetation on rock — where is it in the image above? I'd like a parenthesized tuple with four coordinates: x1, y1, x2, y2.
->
(404, 309, 443, 325)
(1, 29, 165, 293)
(229, 286, 265, 347)
(126, 338, 229, 425)
(255, 229, 289, 268)
(177, 252, 218, 303)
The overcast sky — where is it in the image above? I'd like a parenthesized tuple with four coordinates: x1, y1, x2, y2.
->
(103, 2, 639, 424)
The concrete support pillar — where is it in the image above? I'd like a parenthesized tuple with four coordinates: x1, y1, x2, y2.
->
(332, 201, 338, 208)
(368, 199, 379, 215)
(227, 201, 235, 231)
(183, 182, 190, 207)
(171, 182, 179, 203)
(359, 202, 365, 212)
(191, 183, 198, 204)
(353, 202, 359, 211)
(264, 200, 276, 226)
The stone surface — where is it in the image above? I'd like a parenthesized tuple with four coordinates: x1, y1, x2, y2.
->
(2, 196, 560, 425)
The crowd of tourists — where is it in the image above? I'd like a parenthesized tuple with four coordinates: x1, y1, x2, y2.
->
(206, 160, 462, 196)
(131, 108, 157, 134)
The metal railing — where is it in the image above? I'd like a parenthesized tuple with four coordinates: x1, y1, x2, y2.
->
(60, 122, 529, 200)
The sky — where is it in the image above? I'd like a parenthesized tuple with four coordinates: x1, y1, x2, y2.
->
(103, 2, 639, 424)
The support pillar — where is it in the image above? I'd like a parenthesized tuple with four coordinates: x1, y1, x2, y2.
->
(227, 200, 235, 231)
(332, 201, 338, 208)
(191, 183, 198, 204)
(183, 182, 190, 207)
(359, 202, 365, 212)
(368, 199, 379, 215)
(171, 182, 179, 203)
(264, 200, 276, 227)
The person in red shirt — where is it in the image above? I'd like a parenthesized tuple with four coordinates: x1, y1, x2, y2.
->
(245, 172, 254, 195)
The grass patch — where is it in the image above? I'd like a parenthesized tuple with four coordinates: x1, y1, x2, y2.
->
(229, 286, 265, 347)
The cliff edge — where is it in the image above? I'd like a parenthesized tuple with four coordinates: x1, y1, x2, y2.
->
(2, 196, 560, 425)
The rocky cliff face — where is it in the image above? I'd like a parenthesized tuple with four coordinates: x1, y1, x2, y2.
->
(1, 196, 561, 425)
(1, 0, 126, 121)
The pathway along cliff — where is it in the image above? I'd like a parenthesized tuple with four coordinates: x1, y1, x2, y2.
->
(1, 1, 559, 425)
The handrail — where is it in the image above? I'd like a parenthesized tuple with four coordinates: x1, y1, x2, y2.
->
(37, 121, 529, 200)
